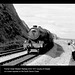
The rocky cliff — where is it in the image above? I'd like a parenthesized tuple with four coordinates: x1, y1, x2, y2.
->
(0, 4, 29, 51)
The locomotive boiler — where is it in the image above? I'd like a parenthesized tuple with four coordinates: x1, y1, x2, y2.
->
(23, 25, 54, 54)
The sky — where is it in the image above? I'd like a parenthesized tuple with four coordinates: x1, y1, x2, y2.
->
(13, 4, 75, 39)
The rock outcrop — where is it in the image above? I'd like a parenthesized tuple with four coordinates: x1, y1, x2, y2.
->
(0, 4, 29, 51)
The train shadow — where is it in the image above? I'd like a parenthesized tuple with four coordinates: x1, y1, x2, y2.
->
(45, 43, 65, 58)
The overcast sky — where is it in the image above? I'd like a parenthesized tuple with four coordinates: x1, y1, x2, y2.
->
(13, 4, 75, 39)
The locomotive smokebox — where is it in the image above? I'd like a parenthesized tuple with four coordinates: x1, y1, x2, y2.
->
(28, 25, 40, 40)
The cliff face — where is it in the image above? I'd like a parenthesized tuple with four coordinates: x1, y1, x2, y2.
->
(22, 20, 29, 32)
(0, 4, 29, 51)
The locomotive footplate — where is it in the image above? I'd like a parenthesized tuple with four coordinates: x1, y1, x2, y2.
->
(23, 40, 44, 54)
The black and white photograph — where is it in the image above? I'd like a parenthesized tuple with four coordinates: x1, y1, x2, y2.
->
(0, 3, 75, 73)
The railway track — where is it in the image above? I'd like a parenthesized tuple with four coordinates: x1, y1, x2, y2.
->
(0, 47, 25, 57)
(0, 48, 39, 66)
(2, 53, 39, 66)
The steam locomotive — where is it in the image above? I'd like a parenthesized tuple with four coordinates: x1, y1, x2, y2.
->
(23, 25, 54, 54)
